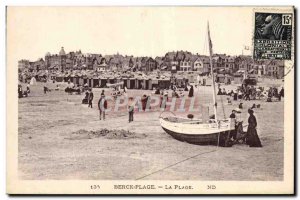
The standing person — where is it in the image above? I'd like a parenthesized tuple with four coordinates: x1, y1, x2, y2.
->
(244, 87, 250, 101)
(279, 87, 284, 100)
(246, 109, 262, 147)
(124, 86, 127, 93)
(98, 94, 107, 120)
(88, 89, 94, 108)
(278, 87, 284, 101)
(228, 110, 237, 141)
(188, 85, 194, 97)
(43, 85, 47, 94)
(101, 89, 105, 96)
(159, 91, 164, 108)
(222, 88, 227, 95)
(141, 94, 147, 111)
(128, 97, 135, 123)
(233, 90, 238, 101)
(229, 110, 237, 129)
(217, 88, 222, 95)
(26, 83, 30, 94)
(160, 91, 168, 110)
(18, 85, 23, 98)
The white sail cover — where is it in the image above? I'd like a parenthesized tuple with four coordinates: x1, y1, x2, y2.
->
(30, 77, 36, 85)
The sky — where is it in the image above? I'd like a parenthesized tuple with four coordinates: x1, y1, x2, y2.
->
(7, 7, 254, 62)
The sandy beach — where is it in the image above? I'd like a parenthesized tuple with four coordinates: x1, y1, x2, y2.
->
(18, 81, 284, 181)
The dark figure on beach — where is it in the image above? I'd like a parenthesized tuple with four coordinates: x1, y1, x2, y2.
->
(44, 86, 47, 94)
(81, 92, 89, 104)
(155, 88, 160, 95)
(222, 88, 227, 95)
(217, 88, 222, 95)
(141, 94, 148, 111)
(229, 110, 237, 140)
(235, 121, 247, 144)
(244, 87, 250, 101)
(184, 85, 189, 91)
(279, 87, 284, 101)
(274, 88, 279, 98)
(146, 95, 151, 110)
(230, 110, 236, 119)
(101, 90, 105, 96)
(238, 103, 243, 109)
(160, 93, 168, 110)
(279, 87, 284, 98)
(233, 92, 238, 101)
(98, 95, 107, 120)
(26, 84, 30, 94)
(18, 85, 23, 98)
(88, 89, 94, 108)
(246, 109, 262, 147)
(188, 85, 194, 97)
(128, 97, 135, 123)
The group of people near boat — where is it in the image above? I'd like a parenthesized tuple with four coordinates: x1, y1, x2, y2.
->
(228, 108, 262, 147)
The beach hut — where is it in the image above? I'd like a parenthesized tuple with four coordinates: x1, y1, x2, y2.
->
(129, 78, 135, 89)
(233, 73, 243, 84)
(99, 78, 107, 88)
(93, 77, 100, 88)
(158, 79, 170, 89)
(216, 74, 225, 83)
(89, 78, 93, 88)
(223, 74, 233, 85)
(123, 79, 129, 89)
(148, 79, 153, 90)
(55, 75, 64, 82)
(151, 79, 159, 89)
(175, 77, 185, 88)
(69, 76, 74, 84)
(78, 76, 84, 86)
(116, 78, 123, 88)
(83, 77, 88, 86)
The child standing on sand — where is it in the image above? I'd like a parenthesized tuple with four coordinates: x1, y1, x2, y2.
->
(128, 97, 135, 123)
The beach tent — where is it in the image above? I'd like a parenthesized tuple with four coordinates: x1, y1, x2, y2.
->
(30, 77, 36, 85)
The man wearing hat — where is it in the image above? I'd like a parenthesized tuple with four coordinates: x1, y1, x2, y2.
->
(229, 110, 237, 140)
(98, 94, 107, 120)
(88, 89, 94, 108)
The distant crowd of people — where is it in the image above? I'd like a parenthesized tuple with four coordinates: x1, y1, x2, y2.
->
(217, 84, 284, 102)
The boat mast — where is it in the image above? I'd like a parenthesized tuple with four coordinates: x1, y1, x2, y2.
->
(207, 22, 218, 122)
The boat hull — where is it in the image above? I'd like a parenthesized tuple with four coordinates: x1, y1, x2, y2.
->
(160, 118, 234, 146)
(162, 126, 230, 145)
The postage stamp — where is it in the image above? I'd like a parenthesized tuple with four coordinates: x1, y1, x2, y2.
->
(253, 12, 293, 60)
(6, 6, 295, 195)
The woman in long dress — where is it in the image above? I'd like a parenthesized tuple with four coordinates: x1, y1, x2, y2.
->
(246, 109, 262, 147)
(188, 85, 194, 97)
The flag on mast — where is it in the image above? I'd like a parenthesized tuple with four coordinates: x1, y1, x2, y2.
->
(207, 22, 213, 56)
(244, 45, 250, 50)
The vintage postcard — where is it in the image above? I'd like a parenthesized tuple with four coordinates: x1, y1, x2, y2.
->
(7, 6, 294, 194)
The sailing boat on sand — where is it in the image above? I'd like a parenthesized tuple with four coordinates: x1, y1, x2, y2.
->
(159, 22, 234, 146)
